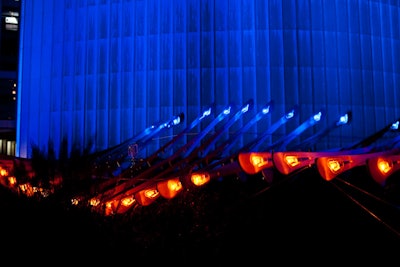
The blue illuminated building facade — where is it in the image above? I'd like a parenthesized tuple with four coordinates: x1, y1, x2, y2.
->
(16, 0, 400, 159)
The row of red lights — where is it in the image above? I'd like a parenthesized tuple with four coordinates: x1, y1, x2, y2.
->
(1, 148, 399, 216)
(238, 149, 400, 185)
(83, 148, 400, 216)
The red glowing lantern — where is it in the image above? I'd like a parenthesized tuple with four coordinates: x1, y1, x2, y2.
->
(190, 172, 211, 187)
(157, 177, 183, 199)
(367, 155, 400, 186)
(134, 186, 160, 206)
(238, 152, 273, 175)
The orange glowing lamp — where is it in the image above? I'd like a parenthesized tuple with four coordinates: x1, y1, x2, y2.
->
(377, 159, 392, 174)
(190, 172, 211, 187)
(113, 195, 137, 215)
(157, 177, 183, 199)
(121, 195, 136, 207)
(0, 168, 8, 176)
(238, 152, 273, 174)
(284, 155, 300, 167)
(134, 186, 160, 206)
(89, 197, 101, 207)
(317, 156, 355, 181)
(327, 159, 342, 172)
(70, 197, 80, 206)
(18, 183, 27, 191)
(367, 155, 400, 186)
(104, 199, 118, 216)
(8, 176, 17, 186)
(277, 153, 310, 175)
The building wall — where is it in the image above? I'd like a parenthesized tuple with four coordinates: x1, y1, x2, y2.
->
(16, 0, 400, 159)
(0, 0, 20, 156)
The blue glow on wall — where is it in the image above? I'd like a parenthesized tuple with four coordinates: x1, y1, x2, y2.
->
(16, 0, 400, 159)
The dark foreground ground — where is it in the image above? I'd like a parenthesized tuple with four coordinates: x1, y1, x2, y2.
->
(1, 167, 400, 265)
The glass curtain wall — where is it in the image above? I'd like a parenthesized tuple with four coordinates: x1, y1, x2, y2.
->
(16, 0, 400, 158)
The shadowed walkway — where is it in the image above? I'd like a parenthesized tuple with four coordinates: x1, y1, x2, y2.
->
(0, 168, 399, 264)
